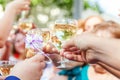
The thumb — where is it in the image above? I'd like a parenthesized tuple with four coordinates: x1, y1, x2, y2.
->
(62, 39, 75, 49)
(29, 54, 45, 62)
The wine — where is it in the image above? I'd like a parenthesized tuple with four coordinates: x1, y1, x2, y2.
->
(41, 31, 50, 43)
(0, 64, 14, 76)
(19, 22, 33, 32)
(25, 48, 36, 58)
(51, 36, 62, 49)
(54, 24, 77, 40)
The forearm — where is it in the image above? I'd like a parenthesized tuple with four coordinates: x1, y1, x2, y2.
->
(89, 37, 120, 70)
(0, 9, 16, 47)
(98, 62, 120, 78)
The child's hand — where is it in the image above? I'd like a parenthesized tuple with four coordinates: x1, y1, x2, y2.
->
(6, 0, 30, 14)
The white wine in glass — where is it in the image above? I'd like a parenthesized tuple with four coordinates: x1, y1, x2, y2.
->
(53, 19, 78, 69)
(0, 61, 16, 76)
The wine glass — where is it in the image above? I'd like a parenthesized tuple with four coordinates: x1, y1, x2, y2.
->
(0, 61, 17, 76)
(18, 11, 34, 33)
(25, 28, 52, 64)
(53, 19, 78, 69)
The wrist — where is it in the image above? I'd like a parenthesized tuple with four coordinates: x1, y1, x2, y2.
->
(85, 50, 100, 64)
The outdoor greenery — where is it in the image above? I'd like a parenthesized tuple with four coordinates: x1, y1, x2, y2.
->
(0, 0, 100, 27)
(0, 0, 73, 28)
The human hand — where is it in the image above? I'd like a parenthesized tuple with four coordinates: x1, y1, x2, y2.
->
(62, 32, 96, 50)
(0, 76, 6, 80)
(6, 0, 30, 14)
(9, 54, 45, 80)
(43, 42, 59, 54)
(60, 46, 85, 62)
(42, 42, 61, 66)
(61, 44, 99, 63)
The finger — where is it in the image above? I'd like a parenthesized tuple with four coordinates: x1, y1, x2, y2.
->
(43, 44, 59, 54)
(77, 55, 85, 62)
(60, 49, 64, 56)
(66, 46, 78, 51)
(65, 53, 74, 60)
(0, 76, 6, 80)
(21, 7, 30, 11)
(39, 62, 46, 69)
(63, 51, 84, 62)
(25, 0, 31, 1)
(81, 51, 87, 62)
(72, 50, 81, 55)
(22, 1, 30, 6)
(62, 39, 75, 49)
(29, 54, 45, 62)
(52, 48, 59, 54)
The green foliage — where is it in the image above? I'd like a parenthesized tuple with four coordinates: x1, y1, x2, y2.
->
(0, 0, 73, 27)
(83, 0, 100, 12)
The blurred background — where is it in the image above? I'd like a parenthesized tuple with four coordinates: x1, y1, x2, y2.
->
(0, 0, 120, 28)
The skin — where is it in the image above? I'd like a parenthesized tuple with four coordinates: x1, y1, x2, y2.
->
(0, 0, 30, 79)
(0, 41, 11, 60)
(43, 42, 84, 69)
(85, 17, 103, 32)
(0, 0, 30, 48)
(14, 33, 25, 57)
(61, 32, 120, 78)
(9, 54, 45, 80)
(86, 49, 120, 79)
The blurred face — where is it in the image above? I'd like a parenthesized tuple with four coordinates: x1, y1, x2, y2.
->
(14, 33, 25, 54)
(85, 17, 103, 32)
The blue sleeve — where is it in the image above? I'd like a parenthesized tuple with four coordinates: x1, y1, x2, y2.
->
(5, 76, 20, 80)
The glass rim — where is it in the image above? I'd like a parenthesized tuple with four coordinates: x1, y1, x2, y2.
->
(55, 18, 78, 26)
(0, 60, 17, 65)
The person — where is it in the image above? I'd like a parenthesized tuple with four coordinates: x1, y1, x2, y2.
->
(42, 42, 84, 80)
(61, 21, 120, 78)
(0, 0, 30, 79)
(84, 15, 104, 32)
(11, 29, 26, 60)
(5, 54, 45, 80)
(0, 0, 30, 48)
(83, 21, 120, 80)
(0, 41, 12, 60)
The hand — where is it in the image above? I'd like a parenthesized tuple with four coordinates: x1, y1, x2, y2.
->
(0, 76, 6, 80)
(9, 54, 45, 80)
(62, 32, 96, 50)
(61, 45, 99, 63)
(60, 46, 85, 62)
(6, 0, 30, 14)
(43, 42, 60, 66)
(43, 42, 59, 54)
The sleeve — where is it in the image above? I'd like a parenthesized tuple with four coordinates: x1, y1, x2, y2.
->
(5, 76, 20, 80)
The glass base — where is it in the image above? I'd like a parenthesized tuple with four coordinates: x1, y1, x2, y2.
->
(57, 63, 72, 69)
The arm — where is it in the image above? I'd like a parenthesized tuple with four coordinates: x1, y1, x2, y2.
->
(62, 33, 120, 71)
(6, 54, 45, 80)
(88, 37, 120, 71)
(98, 62, 120, 78)
(0, 0, 30, 48)
(0, 8, 16, 47)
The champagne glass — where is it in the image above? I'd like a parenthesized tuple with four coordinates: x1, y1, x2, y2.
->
(25, 28, 52, 64)
(53, 19, 78, 69)
(18, 11, 34, 33)
(0, 61, 17, 76)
